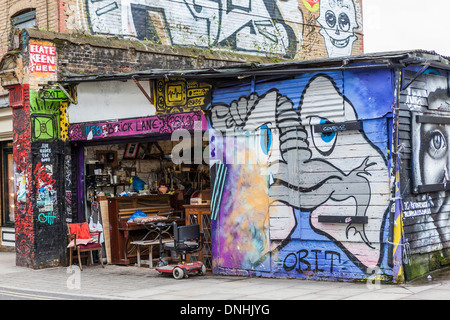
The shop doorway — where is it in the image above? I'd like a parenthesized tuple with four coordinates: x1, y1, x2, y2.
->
(72, 134, 211, 269)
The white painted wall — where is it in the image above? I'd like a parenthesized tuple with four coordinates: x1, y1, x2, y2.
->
(68, 80, 156, 124)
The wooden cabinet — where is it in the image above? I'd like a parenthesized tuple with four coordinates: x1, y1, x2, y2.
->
(107, 195, 173, 265)
(183, 204, 212, 271)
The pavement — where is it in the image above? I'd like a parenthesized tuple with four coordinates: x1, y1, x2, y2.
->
(0, 251, 449, 301)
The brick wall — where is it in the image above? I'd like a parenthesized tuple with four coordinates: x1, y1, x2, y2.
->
(25, 29, 273, 81)
(1, 0, 364, 64)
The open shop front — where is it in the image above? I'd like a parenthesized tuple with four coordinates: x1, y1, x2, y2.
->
(67, 79, 212, 271)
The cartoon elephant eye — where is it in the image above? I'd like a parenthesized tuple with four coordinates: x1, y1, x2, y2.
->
(325, 10, 336, 28)
(260, 124, 272, 155)
(338, 13, 351, 32)
(311, 119, 338, 156)
(427, 130, 447, 159)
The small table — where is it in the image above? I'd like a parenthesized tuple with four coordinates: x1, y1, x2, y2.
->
(131, 239, 173, 268)
(131, 217, 179, 268)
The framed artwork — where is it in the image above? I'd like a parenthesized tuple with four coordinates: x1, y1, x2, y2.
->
(123, 143, 139, 160)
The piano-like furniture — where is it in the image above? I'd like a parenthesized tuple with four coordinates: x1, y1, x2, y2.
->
(107, 194, 174, 265)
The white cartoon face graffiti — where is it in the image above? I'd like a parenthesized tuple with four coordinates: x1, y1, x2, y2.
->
(210, 75, 389, 271)
(317, 0, 358, 57)
(272, 75, 389, 271)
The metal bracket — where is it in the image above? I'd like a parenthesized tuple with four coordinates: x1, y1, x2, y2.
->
(56, 83, 76, 104)
(401, 63, 430, 91)
(132, 76, 153, 104)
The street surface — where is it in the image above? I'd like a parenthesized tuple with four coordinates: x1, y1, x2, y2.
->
(0, 286, 105, 300)
(0, 252, 449, 302)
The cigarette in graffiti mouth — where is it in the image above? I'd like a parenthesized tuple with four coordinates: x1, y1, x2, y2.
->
(331, 37, 350, 48)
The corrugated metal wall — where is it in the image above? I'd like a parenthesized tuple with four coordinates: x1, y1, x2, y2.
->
(208, 69, 395, 281)
(400, 67, 450, 280)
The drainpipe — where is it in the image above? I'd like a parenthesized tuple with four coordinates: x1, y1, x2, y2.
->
(57, 0, 60, 32)
(46, 0, 49, 30)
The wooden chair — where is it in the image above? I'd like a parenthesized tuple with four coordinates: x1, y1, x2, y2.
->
(67, 222, 104, 271)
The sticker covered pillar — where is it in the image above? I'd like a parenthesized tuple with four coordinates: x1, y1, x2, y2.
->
(10, 83, 72, 268)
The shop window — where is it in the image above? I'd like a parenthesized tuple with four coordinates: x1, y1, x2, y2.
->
(2, 142, 14, 226)
(11, 9, 36, 29)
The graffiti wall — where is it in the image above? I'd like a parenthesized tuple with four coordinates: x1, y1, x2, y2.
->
(11, 85, 72, 267)
(400, 67, 450, 280)
(32, 87, 71, 266)
(11, 84, 34, 267)
(76, 0, 363, 59)
(208, 69, 395, 281)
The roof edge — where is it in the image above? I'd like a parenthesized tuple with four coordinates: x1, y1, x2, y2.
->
(57, 50, 450, 84)
(23, 28, 277, 65)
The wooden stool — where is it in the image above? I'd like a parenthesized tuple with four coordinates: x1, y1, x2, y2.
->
(131, 239, 172, 268)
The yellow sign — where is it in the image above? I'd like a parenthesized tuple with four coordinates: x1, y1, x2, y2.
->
(154, 79, 211, 114)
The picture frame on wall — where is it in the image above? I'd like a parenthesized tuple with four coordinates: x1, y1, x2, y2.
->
(123, 143, 139, 160)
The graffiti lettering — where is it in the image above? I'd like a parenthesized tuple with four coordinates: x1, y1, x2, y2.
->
(29, 42, 57, 73)
(34, 162, 56, 186)
(38, 211, 56, 225)
(86, 125, 102, 138)
(283, 249, 341, 274)
(70, 111, 207, 141)
(86, 0, 300, 57)
(403, 198, 434, 218)
(39, 143, 51, 163)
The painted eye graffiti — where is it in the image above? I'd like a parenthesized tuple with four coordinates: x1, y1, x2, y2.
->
(338, 13, 351, 32)
(320, 119, 337, 143)
(321, 130, 336, 143)
(325, 11, 351, 32)
(427, 130, 447, 159)
(260, 124, 272, 155)
(312, 119, 338, 156)
(325, 10, 336, 28)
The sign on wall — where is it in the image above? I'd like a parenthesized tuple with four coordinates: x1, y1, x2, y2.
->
(29, 40, 57, 73)
(69, 110, 207, 141)
(153, 79, 211, 114)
